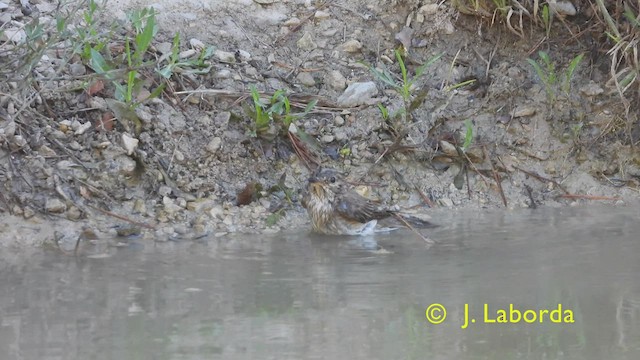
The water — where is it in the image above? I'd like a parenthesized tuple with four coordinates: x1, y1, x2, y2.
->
(1, 206, 640, 359)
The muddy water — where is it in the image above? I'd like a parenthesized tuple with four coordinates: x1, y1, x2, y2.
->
(1, 206, 640, 360)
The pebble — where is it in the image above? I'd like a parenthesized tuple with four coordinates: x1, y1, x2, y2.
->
(121, 133, 139, 155)
(297, 32, 317, 50)
(0, 2, 8, 10)
(115, 155, 137, 175)
(158, 186, 172, 197)
(321, 134, 335, 143)
(215, 69, 232, 79)
(45, 198, 67, 213)
(214, 50, 236, 63)
(189, 38, 205, 50)
(206, 137, 222, 154)
(315, 10, 330, 20)
(511, 106, 536, 118)
(326, 70, 347, 90)
(1, 28, 26, 44)
(237, 50, 251, 61)
(69, 63, 86, 76)
(438, 198, 454, 207)
(162, 196, 182, 215)
(296, 72, 316, 87)
(580, 82, 604, 97)
(334, 116, 345, 126)
(337, 81, 378, 107)
(334, 129, 347, 141)
(283, 17, 301, 27)
(341, 39, 363, 53)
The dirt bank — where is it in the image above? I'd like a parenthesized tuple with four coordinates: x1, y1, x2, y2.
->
(0, 0, 638, 250)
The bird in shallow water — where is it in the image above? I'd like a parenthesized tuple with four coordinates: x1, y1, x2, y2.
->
(301, 167, 437, 236)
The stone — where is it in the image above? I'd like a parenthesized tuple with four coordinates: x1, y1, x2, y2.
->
(121, 133, 139, 155)
(45, 198, 67, 213)
(341, 39, 362, 53)
(296, 72, 316, 87)
(206, 137, 222, 154)
(326, 70, 347, 91)
(580, 82, 604, 97)
(337, 81, 378, 107)
(315, 10, 330, 20)
(334, 116, 345, 126)
(189, 38, 205, 50)
(214, 50, 236, 63)
(69, 63, 86, 76)
(297, 32, 317, 51)
(321, 134, 335, 143)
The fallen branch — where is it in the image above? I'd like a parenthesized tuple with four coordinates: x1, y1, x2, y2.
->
(86, 204, 156, 230)
(556, 194, 620, 201)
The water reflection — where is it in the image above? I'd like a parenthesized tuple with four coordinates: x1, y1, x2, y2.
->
(1, 206, 639, 359)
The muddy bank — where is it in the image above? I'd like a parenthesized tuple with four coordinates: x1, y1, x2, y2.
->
(0, 0, 638, 249)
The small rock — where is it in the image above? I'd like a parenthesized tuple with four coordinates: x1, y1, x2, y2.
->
(440, 140, 458, 157)
(315, 10, 330, 20)
(189, 38, 205, 50)
(38, 145, 56, 157)
(511, 106, 536, 118)
(133, 199, 147, 214)
(326, 70, 347, 91)
(179, 49, 197, 59)
(23, 207, 35, 219)
(321, 134, 335, 143)
(334, 129, 347, 141)
(419, 4, 439, 16)
(206, 137, 222, 154)
(66, 206, 83, 220)
(580, 82, 604, 97)
(337, 81, 378, 107)
(0, 2, 8, 10)
(215, 69, 232, 79)
(158, 186, 172, 197)
(214, 50, 236, 63)
(334, 116, 345, 126)
(45, 198, 67, 213)
(75, 121, 92, 135)
(283, 17, 301, 27)
(163, 196, 182, 215)
(115, 155, 137, 175)
(254, 0, 277, 3)
(550, 1, 577, 16)
(297, 32, 317, 51)
(341, 39, 362, 53)
(121, 133, 139, 155)
(1, 28, 26, 44)
(69, 63, 86, 76)
(296, 72, 316, 87)
(438, 198, 454, 207)
(236, 50, 251, 61)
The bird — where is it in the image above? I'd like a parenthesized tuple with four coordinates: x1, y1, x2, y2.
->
(301, 167, 437, 236)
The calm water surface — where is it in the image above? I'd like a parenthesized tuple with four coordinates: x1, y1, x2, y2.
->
(1, 206, 640, 359)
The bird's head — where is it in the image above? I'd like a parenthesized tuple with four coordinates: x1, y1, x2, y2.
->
(307, 167, 344, 200)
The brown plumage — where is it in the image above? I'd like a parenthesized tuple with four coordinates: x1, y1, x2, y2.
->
(301, 167, 436, 235)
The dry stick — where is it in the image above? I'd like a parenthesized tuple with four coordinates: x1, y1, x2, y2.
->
(414, 186, 436, 208)
(524, 184, 537, 209)
(490, 159, 508, 207)
(86, 203, 156, 230)
(512, 165, 570, 194)
(392, 213, 434, 244)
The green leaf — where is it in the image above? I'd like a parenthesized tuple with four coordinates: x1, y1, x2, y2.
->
(462, 119, 474, 151)
(133, 9, 156, 63)
(89, 48, 110, 74)
(414, 53, 443, 78)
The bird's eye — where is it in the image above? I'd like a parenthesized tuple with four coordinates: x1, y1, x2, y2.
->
(329, 176, 336, 183)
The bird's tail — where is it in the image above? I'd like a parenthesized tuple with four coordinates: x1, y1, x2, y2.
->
(396, 213, 439, 228)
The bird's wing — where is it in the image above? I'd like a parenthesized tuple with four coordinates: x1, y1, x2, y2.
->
(334, 190, 392, 223)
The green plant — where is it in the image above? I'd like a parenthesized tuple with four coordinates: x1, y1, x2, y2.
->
(247, 86, 317, 138)
(364, 49, 442, 129)
(461, 119, 474, 152)
(527, 51, 584, 103)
